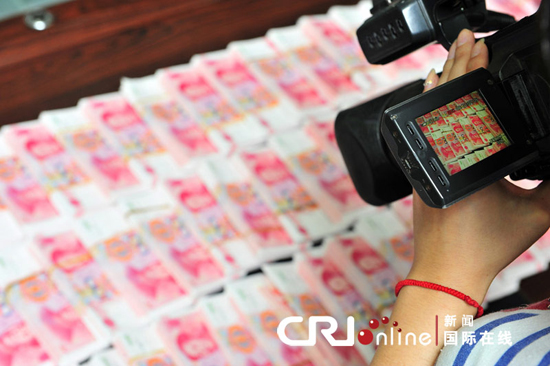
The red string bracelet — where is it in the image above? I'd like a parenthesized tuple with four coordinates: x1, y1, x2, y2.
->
(395, 279, 484, 318)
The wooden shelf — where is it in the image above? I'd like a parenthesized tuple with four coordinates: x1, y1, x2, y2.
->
(0, 0, 359, 126)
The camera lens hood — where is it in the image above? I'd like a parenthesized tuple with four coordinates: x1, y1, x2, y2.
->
(335, 79, 425, 205)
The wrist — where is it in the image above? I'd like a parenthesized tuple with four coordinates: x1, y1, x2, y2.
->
(406, 265, 492, 305)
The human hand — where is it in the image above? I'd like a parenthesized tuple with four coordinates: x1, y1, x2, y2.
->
(409, 29, 550, 301)
(369, 29, 529, 366)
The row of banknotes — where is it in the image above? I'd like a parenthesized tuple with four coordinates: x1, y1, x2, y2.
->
(0, 0, 544, 365)
(0, 202, 548, 366)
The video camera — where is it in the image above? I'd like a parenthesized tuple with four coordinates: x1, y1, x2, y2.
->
(336, 0, 550, 208)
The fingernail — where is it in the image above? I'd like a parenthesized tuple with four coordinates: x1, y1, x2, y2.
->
(448, 42, 457, 60)
(457, 29, 471, 47)
(423, 68, 437, 91)
(471, 38, 485, 57)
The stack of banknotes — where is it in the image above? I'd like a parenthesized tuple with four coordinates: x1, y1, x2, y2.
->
(0, 0, 544, 365)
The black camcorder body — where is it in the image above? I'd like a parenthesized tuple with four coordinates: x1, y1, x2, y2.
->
(336, 0, 550, 208)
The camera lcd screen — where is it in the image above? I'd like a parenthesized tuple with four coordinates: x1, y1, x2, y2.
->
(414, 91, 512, 175)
